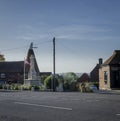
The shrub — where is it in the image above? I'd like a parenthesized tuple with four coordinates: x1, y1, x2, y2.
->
(23, 85, 32, 90)
(77, 82, 93, 92)
(33, 85, 40, 91)
(92, 82, 99, 89)
(85, 82, 93, 92)
(0, 85, 2, 89)
(63, 82, 70, 91)
(70, 82, 77, 91)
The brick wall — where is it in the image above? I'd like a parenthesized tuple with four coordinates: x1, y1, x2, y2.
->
(99, 65, 111, 90)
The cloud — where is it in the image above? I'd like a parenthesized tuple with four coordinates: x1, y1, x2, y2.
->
(50, 25, 113, 41)
(16, 23, 120, 43)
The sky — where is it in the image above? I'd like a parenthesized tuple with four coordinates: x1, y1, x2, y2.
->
(0, 0, 120, 73)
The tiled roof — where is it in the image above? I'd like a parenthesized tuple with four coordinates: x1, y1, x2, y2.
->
(77, 73, 90, 82)
(0, 61, 24, 73)
(103, 50, 120, 66)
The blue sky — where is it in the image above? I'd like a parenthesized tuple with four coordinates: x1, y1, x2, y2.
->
(0, 0, 120, 73)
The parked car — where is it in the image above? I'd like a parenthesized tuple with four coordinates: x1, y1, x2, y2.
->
(89, 85, 98, 91)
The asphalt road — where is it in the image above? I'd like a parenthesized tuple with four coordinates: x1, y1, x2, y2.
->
(0, 91, 120, 121)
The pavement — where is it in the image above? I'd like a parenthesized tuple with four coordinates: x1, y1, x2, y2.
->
(0, 91, 120, 121)
(94, 89, 120, 95)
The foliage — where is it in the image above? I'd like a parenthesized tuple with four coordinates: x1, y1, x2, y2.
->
(23, 85, 32, 90)
(85, 82, 93, 92)
(77, 82, 93, 92)
(0, 84, 45, 91)
(39, 85, 46, 91)
(44, 74, 63, 89)
(0, 85, 2, 89)
(40, 75, 48, 84)
(44, 75, 52, 89)
(0, 54, 5, 61)
(64, 72, 78, 84)
(63, 72, 78, 91)
(33, 85, 40, 91)
(70, 82, 77, 91)
(1, 84, 23, 90)
(91, 82, 99, 89)
(63, 82, 70, 91)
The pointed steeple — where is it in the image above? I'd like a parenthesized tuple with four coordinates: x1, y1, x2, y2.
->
(25, 43, 40, 76)
(30, 42, 33, 49)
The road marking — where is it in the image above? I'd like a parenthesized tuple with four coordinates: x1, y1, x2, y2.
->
(86, 100, 99, 102)
(14, 102, 72, 111)
(116, 114, 120, 116)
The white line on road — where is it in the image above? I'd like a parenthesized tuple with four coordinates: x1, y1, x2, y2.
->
(14, 102, 72, 111)
(116, 114, 120, 116)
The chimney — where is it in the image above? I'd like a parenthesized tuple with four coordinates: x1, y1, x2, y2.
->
(114, 50, 120, 54)
(99, 58, 103, 65)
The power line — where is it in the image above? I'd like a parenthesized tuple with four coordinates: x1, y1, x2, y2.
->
(34, 40, 52, 46)
(0, 40, 52, 52)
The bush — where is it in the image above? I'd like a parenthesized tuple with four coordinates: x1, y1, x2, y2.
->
(85, 82, 93, 92)
(23, 85, 32, 90)
(70, 82, 77, 91)
(63, 82, 70, 91)
(44, 75, 59, 89)
(44, 75, 52, 89)
(33, 85, 40, 91)
(0, 85, 2, 89)
(10, 84, 22, 90)
(77, 82, 93, 92)
(92, 82, 99, 89)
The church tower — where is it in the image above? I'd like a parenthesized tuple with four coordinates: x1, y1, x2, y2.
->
(25, 42, 40, 79)
(24, 43, 41, 86)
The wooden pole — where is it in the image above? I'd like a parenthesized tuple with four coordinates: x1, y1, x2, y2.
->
(53, 37, 56, 91)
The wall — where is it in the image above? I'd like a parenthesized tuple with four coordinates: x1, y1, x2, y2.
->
(99, 66, 111, 90)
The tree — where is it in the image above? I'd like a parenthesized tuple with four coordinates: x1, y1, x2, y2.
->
(44, 75, 52, 89)
(40, 75, 48, 84)
(64, 72, 78, 84)
(44, 74, 62, 89)
(0, 54, 5, 61)
(63, 72, 78, 90)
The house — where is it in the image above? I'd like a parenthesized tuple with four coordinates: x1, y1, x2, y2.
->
(90, 58, 103, 82)
(0, 61, 24, 84)
(77, 73, 90, 83)
(99, 50, 120, 90)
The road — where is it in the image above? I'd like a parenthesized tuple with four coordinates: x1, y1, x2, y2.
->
(0, 91, 120, 121)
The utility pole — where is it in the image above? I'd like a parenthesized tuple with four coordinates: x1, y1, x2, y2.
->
(53, 37, 56, 91)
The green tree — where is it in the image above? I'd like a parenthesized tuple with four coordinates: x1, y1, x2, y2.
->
(41, 75, 48, 84)
(44, 75, 52, 89)
(63, 72, 78, 90)
(44, 75, 62, 89)
(0, 54, 5, 61)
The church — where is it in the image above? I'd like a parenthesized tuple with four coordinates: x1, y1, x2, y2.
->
(0, 43, 51, 85)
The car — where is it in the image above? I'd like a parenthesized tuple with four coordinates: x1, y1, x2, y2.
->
(89, 85, 98, 91)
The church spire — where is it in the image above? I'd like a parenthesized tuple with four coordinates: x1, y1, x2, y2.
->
(30, 42, 33, 49)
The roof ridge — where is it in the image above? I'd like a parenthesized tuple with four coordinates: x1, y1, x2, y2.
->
(103, 50, 120, 65)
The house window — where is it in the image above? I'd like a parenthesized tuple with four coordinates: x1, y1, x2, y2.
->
(104, 71, 108, 84)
